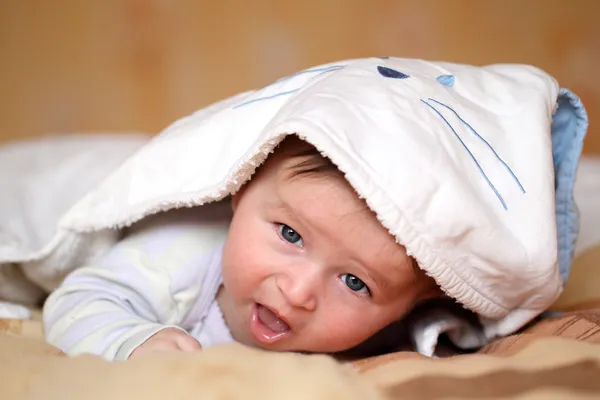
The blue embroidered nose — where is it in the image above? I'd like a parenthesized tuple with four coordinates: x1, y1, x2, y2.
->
(436, 74, 455, 88)
(377, 66, 409, 79)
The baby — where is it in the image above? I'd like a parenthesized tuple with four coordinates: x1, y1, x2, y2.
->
(43, 136, 441, 360)
(41, 57, 584, 361)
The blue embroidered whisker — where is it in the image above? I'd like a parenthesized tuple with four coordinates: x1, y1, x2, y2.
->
(233, 66, 345, 109)
(233, 89, 300, 109)
(428, 98, 525, 194)
(421, 99, 508, 210)
(271, 65, 345, 86)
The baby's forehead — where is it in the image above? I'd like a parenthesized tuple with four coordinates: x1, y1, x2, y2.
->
(276, 162, 367, 213)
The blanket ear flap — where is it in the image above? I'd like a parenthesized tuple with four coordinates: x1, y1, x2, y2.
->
(551, 88, 588, 284)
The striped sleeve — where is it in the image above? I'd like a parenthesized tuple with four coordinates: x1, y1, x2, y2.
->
(43, 210, 228, 361)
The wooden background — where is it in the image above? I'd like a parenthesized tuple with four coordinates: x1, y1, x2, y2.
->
(0, 0, 598, 153)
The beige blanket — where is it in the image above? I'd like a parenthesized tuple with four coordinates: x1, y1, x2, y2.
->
(2, 307, 600, 399)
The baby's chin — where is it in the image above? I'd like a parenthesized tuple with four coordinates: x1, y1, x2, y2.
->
(228, 316, 375, 355)
(247, 336, 366, 355)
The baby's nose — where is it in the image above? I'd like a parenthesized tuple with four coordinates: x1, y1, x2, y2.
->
(277, 269, 319, 312)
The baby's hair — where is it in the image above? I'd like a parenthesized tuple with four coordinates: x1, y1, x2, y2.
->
(275, 135, 341, 179)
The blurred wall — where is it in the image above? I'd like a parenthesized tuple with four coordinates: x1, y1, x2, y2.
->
(0, 0, 598, 153)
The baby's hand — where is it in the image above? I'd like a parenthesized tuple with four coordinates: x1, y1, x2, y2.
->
(129, 328, 202, 358)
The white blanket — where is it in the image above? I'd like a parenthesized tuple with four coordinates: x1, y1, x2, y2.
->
(0, 133, 149, 300)
(0, 57, 589, 355)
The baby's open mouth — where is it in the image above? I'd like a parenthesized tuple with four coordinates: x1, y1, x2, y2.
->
(250, 303, 291, 344)
(257, 304, 290, 333)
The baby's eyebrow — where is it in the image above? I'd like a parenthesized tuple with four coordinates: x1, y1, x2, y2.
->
(363, 267, 390, 291)
(267, 197, 302, 222)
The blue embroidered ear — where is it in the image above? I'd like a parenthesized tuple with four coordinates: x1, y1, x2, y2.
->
(436, 74, 455, 88)
(377, 66, 409, 79)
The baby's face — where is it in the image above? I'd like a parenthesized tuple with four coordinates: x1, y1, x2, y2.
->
(218, 151, 439, 353)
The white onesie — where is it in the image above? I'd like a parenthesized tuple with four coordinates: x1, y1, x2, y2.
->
(43, 204, 235, 361)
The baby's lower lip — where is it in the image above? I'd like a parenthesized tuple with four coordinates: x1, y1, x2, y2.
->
(249, 303, 291, 345)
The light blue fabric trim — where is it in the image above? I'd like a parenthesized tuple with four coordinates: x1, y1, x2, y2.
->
(552, 88, 588, 284)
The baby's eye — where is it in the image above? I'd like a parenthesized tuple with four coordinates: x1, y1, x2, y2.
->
(340, 274, 370, 296)
(278, 224, 304, 247)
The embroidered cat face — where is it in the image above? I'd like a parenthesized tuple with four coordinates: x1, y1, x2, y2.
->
(234, 59, 525, 211)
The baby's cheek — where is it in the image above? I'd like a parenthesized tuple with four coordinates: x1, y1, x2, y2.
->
(222, 246, 267, 297)
(317, 306, 383, 349)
